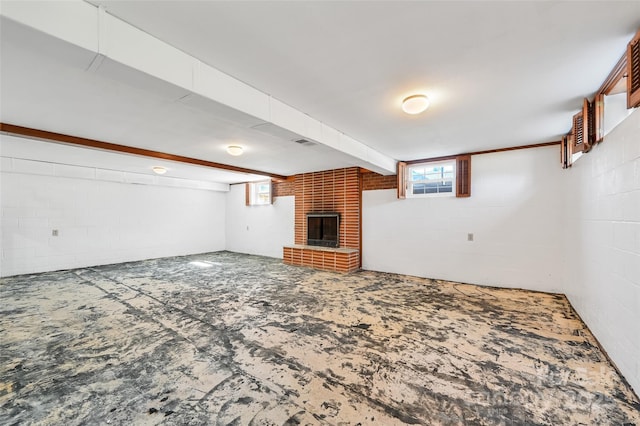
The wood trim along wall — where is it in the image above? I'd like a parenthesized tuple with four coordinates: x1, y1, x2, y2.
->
(599, 52, 627, 96)
(1, 124, 561, 186)
(405, 140, 561, 166)
(0, 123, 289, 181)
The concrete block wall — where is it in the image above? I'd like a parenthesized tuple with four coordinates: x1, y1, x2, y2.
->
(1, 156, 227, 277)
(362, 146, 566, 293)
(225, 184, 294, 259)
(563, 108, 640, 393)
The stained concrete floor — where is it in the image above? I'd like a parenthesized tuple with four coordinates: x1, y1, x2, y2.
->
(1, 251, 639, 425)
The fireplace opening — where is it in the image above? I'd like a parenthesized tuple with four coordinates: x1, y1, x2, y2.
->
(307, 213, 339, 248)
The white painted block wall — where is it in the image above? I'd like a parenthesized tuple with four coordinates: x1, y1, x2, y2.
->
(563, 108, 640, 393)
(1, 159, 226, 277)
(362, 146, 565, 293)
(225, 184, 294, 259)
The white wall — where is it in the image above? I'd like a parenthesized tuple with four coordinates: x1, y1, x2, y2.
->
(1, 157, 227, 277)
(563, 108, 640, 393)
(225, 184, 294, 259)
(363, 146, 565, 293)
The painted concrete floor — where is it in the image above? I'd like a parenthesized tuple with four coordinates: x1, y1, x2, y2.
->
(1, 251, 639, 425)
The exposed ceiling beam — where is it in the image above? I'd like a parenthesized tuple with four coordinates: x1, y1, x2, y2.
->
(0, 0, 397, 175)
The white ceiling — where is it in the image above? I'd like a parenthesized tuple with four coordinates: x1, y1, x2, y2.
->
(0, 134, 267, 185)
(1, 1, 639, 183)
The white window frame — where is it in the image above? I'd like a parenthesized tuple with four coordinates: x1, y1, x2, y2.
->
(406, 159, 456, 198)
(248, 180, 272, 205)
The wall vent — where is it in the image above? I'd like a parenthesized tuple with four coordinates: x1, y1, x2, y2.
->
(294, 138, 316, 146)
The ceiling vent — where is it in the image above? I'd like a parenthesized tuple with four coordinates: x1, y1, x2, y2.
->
(294, 138, 316, 146)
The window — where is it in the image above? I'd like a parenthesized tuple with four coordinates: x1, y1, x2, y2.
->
(397, 155, 471, 199)
(245, 180, 272, 205)
(407, 160, 455, 197)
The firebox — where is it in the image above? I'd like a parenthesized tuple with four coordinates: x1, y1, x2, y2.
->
(307, 213, 340, 248)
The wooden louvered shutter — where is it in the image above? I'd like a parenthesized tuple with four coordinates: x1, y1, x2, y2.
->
(561, 135, 569, 169)
(245, 183, 251, 206)
(397, 161, 407, 199)
(571, 110, 584, 153)
(583, 98, 594, 152)
(628, 29, 640, 108)
(456, 155, 471, 197)
(594, 93, 605, 144)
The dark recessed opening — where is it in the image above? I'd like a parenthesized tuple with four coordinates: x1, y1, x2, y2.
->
(307, 213, 339, 248)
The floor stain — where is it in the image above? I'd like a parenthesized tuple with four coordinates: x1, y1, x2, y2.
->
(0, 251, 638, 425)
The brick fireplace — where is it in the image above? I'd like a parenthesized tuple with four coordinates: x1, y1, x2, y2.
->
(283, 167, 361, 273)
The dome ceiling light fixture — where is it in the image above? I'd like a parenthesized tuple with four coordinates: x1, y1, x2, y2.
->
(226, 145, 244, 156)
(152, 166, 167, 175)
(402, 94, 430, 115)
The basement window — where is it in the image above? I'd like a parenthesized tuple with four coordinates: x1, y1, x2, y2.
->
(246, 180, 272, 206)
(407, 160, 455, 197)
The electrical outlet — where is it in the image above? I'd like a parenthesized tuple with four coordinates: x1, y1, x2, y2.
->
(52, 229, 59, 237)
(467, 233, 474, 241)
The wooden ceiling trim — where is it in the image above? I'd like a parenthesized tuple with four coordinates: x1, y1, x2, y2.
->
(405, 141, 560, 166)
(598, 52, 627, 96)
(0, 123, 289, 181)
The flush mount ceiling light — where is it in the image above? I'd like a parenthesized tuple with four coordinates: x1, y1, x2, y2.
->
(402, 94, 430, 115)
(226, 145, 244, 156)
(152, 166, 167, 175)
